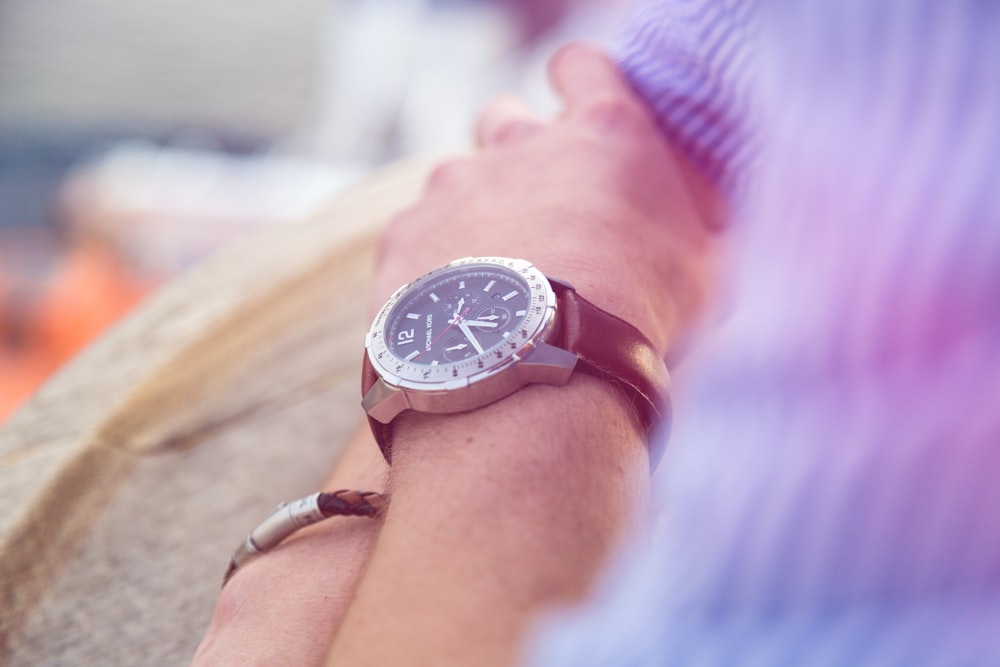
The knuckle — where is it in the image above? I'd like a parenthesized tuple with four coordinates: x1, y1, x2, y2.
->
(426, 158, 474, 191)
(475, 94, 537, 146)
(488, 119, 541, 146)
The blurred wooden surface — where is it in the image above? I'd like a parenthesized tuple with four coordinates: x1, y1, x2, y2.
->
(0, 160, 430, 666)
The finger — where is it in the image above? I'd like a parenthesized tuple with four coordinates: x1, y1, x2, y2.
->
(475, 94, 546, 147)
(549, 42, 646, 127)
(549, 42, 628, 108)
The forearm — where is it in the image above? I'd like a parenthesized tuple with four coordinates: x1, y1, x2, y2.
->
(192, 428, 387, 666)
(326, 374, 650, 666)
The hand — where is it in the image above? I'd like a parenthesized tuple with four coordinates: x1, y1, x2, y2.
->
(328, 44, 723, 665)
(373, 43, 720, 360)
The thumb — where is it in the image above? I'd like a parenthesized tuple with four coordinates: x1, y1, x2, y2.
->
(548, 42, 640, 120)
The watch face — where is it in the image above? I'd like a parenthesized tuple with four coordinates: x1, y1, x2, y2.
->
(367, 257, 556, 389)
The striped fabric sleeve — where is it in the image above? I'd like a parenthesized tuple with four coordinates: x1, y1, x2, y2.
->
(529, 1, 1000, 665)
(613, 0, 755, 197)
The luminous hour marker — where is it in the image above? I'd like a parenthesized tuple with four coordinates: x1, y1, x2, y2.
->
(483, 280, 496, 292)
(430, 293, 440, 303)
(502, 331, 510, 338)
(459, 281, 466, 289)
(404, 350, 420, 361)
(515, 310, 527, 317)
(431, 360, 439, 366)
(502, 290, 518, 301)
(406, 313, 420, 320)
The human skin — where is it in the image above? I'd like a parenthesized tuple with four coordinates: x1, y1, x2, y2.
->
(192, 43, 719, 667)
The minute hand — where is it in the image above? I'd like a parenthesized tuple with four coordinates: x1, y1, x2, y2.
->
(457, 321, 485, 354)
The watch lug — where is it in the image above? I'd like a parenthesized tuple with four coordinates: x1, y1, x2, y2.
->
(362, 378, 411, 424)
(517, 342, 578, 386)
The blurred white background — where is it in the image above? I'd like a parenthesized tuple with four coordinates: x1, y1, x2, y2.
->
(0, 0, 629, 420)
(0, 0, 633, 256)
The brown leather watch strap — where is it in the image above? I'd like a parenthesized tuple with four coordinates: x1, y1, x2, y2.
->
(548, 280, 670, 468)
(362, 278, 670, 469)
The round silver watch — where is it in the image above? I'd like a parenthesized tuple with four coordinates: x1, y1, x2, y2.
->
(362, 256, 671, 466)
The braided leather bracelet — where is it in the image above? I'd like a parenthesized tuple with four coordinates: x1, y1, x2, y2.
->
(223, 489, 388, 587)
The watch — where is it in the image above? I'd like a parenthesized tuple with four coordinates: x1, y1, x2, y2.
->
(361, 257, 670, 468)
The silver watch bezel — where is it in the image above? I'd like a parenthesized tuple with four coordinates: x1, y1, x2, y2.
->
(365, 257, 557, 395)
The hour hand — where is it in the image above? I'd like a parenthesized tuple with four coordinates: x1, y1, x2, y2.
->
(463, 320, 498, 328)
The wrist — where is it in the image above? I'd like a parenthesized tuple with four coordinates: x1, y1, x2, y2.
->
(528, 203, 712, 361)
(389, 372, 650, 480)
(362, 257, 671, 469)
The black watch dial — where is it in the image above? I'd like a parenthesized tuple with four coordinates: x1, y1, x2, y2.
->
(367, 258, 556, 388)
(385, 265, 530, 368)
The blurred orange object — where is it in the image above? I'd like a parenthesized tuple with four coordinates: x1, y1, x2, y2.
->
(0, 230, 153, 423)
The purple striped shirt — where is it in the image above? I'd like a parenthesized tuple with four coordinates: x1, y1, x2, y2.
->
(530, 0, 1000, 664)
